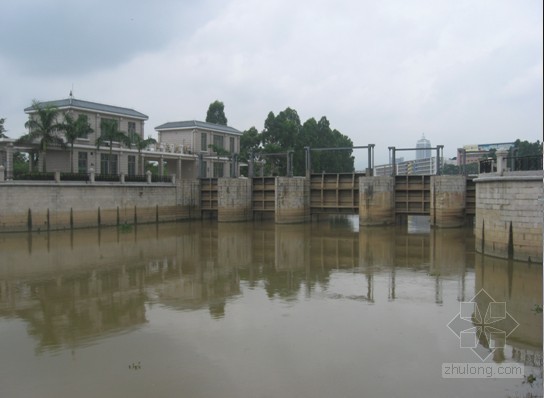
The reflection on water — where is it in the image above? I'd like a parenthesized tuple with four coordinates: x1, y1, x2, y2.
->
(407, 215, 431, 234)
(0, 220, 541, 398)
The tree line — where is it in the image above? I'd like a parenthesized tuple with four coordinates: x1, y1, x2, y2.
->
(206, 101, 354, 176)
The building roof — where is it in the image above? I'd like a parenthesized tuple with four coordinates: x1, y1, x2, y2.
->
(24, 98, 148, 120)
(155, 120, 242, 135)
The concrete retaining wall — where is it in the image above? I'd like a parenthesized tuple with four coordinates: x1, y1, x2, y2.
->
(0, 180, 200, 232)
(474, 172, 543, 262)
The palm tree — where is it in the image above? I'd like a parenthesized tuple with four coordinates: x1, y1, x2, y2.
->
(95, 119, 130, 175)
(63, 113, 93, 173)
(21, 101, 66, 172)
(130, 134, 157, 174)
(0, 117, 8, 138)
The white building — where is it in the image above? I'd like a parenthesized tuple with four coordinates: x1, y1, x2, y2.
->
(1, 97, 242, 180)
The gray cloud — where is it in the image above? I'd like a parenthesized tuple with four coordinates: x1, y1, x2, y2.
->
(0, 0, 222, 75)
(1, 0, 542, 168)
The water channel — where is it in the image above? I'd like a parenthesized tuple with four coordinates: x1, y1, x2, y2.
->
(0, 218, 541, 398)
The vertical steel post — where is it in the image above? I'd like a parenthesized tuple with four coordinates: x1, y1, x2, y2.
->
(198, 153, 203, 179)
(367, 144, 375, 176)
(436, 145, 443, 175)
(304, 146, 311, 179)
(287, 150, 294, 177)
(248, 150, 254, 178)
(389, 147, 396, 176)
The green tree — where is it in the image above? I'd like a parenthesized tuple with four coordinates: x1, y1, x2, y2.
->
(13, 152, 29, 175)
(19, 101, 66, 172)
(130, 134, 157, 174)
(63, 113, 93, 173)
(512, 139, 542, 157)
(206, 100, 228, 125)
(95, 119, 130, 174)
(301, 117, 354, 173)
(239, 126, 261, 163)
(260, 108, 301, 175)
(262, 108, 300, 150)
(442, 163, 460, 175)
(256, 109, 354, 175)
(0, 118, 7, 138)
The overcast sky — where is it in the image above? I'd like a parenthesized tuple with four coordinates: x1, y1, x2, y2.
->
(1, 0, 542, 166)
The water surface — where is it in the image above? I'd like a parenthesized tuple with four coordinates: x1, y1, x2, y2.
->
(0, 219, 541, 398)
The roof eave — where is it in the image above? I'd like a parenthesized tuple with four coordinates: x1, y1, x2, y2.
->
(24, 103, 148, 120)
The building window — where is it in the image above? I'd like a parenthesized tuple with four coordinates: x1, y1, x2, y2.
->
(201, 133, 207, 152)
(78, 152, 88, 173)
(200, 160, 207, 178)
(77, 114, 90, 138)
(128, 155, 136, 176)
(213, 162, 224, 178)
(100, 153, 118, 175)
(100, 118, 116, 138)
(213, 135, 224, 151)
(229, 137, 235, 153)
(128, 122, 136, 142)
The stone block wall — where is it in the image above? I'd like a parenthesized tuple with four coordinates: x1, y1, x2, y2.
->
(474, 172, 543, 262)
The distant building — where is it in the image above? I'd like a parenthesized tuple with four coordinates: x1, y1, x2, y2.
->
(374, 135, 440, 176)
(457, 142, 514, 166)
(416, 134, 431, 160)
(375, 157, 438, 176)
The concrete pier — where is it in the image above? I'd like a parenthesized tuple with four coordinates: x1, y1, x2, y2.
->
(359, 176, 395, 226)
(430, 176, 466, 228)
(275, 177, 310, 223)
(217, 178, 253, 222)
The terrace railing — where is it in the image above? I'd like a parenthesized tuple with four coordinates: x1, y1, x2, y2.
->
(10, 171, 174, 183)
(478, 159, 495, 174)
(479, 155, 543, 174)
(505, 155, 543, 171)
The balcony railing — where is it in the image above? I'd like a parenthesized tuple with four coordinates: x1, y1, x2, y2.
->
(151, 174, 172, 183)
(13, 172, 55, 181)
(10, 172, 174, 183)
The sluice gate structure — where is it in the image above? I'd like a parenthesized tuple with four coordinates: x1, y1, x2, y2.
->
(200, 173, 474, 228)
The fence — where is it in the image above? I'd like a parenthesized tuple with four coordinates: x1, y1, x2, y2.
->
(8, 171, 175, 184)
(479, 155, 542, 174)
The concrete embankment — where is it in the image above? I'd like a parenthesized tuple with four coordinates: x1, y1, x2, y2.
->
(474, 171, 543, 262)
(0, 180, 200, 232)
